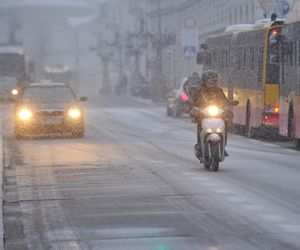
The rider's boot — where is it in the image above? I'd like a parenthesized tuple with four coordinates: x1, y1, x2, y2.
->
(194, 144, 202, 160)
(224, 149, 229, 157)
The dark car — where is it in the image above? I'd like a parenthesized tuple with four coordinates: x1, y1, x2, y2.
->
(14, 83, 87, 139)
(166, 79, 190, 117)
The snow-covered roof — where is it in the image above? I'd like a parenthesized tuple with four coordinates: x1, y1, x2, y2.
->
(29, 82, 67, 87)
(222, 18, 286, 36)
(253, 18, 285, 28)
(4, 0, 93, 8)
(0, 46, 24, 55)
(225, 24, 254, 33)
(45, 66, 70, 74)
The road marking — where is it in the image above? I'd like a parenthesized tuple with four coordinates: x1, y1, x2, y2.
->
(190, 176, 209, 181)
(212, 188, 234, 194)
(150, 160, 166, 164)
(226, 196, 247, 203)
(201, 182, 220, 187)
(259, 214, 285, 222)
(183, 172, 196, 176)
(280, 225, 300, 233)
(242, 204, 264, 211)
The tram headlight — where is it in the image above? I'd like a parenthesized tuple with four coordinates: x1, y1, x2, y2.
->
(205, 106, 221, 117)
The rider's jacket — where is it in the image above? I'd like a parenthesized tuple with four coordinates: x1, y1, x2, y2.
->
(192, 85, 231, 108)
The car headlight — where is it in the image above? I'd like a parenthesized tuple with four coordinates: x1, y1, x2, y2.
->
(207, 106, 220, 117)
(68, 108, 81, 119)
(18, 108, 33, 121)
(11, 89, 19, 96)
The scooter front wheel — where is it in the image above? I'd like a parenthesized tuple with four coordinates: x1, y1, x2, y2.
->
(211, 144, 220, 172)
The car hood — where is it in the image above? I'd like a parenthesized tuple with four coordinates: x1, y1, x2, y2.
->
(17, 102, 81, 111)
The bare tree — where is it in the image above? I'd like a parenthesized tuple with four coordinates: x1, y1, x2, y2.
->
(91, 36, 114, 94)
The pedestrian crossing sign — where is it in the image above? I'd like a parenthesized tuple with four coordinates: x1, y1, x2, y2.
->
(183, 46, 196, 58)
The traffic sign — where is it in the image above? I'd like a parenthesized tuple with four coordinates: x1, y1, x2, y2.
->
(183, 46, 196, 58)
(281, 1, 290, 16)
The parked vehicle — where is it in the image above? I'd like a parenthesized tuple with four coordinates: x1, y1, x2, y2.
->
(166, 79, 190, 117)
(0, 45, 35, 101)
(14, 82, 87, 139)
(278, 3, 300, 148)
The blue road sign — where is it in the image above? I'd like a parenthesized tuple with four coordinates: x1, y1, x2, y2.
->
(183, 46, 196, 58)
(281, 1, 290, 16)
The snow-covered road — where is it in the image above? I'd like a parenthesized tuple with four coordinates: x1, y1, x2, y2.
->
(2, 100, 300, 249)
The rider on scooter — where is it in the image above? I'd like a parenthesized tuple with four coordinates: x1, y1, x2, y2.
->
(191, 70, 234, 158)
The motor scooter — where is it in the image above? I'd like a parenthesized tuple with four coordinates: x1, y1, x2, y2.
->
(192, 100, 238, 171)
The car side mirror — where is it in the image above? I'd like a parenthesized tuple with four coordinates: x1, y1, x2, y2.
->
(80, 96, 88, 102)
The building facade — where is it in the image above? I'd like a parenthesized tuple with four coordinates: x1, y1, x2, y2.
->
(147, 0, 265, 91)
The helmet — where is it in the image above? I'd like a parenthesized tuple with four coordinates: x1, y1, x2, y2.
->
(202, 70, 218, 88)
(192, 72, 199, 77)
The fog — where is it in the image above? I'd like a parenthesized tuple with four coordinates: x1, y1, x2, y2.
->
(0, 0, 299, 110)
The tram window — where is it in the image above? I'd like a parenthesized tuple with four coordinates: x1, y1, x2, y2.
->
(298, 41, 300, 66)
(294, 42, 298, 66)
(258, 48, 263, 83)
(238, 48, 242, 70)
(225, 49, 228, 69)
(243, 48, 246, 68)
(292, 42, 296, 66)
(250, 47, 255, 70)
(234, 49, 238, 70)
(267, 63, 279, 83)
(290, 42, 294, 66)
(219, 50, 222, 70)
(213, 50, 217, 70)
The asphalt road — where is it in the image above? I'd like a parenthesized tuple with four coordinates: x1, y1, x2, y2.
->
(2, 99, 300, 250)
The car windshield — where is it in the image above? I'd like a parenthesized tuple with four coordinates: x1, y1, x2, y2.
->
(22, 86, 75, 103)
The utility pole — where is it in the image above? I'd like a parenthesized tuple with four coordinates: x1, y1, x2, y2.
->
(93, 38, 114, 95)
(257, 0, 268, 17)
(90, 32, 114, 95)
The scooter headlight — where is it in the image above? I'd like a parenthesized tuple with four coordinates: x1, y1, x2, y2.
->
(204, 106, 223, 117)
(206, 128, 212, 133)
(216, 128, 222, 133)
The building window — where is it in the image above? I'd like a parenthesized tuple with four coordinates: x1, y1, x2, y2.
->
(245, 4, 249, 22)
(251, 2, 255, 20)
(240, 6, 243, 23)
(234, 7, 238, 24)
(298, 41, 300, 66)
